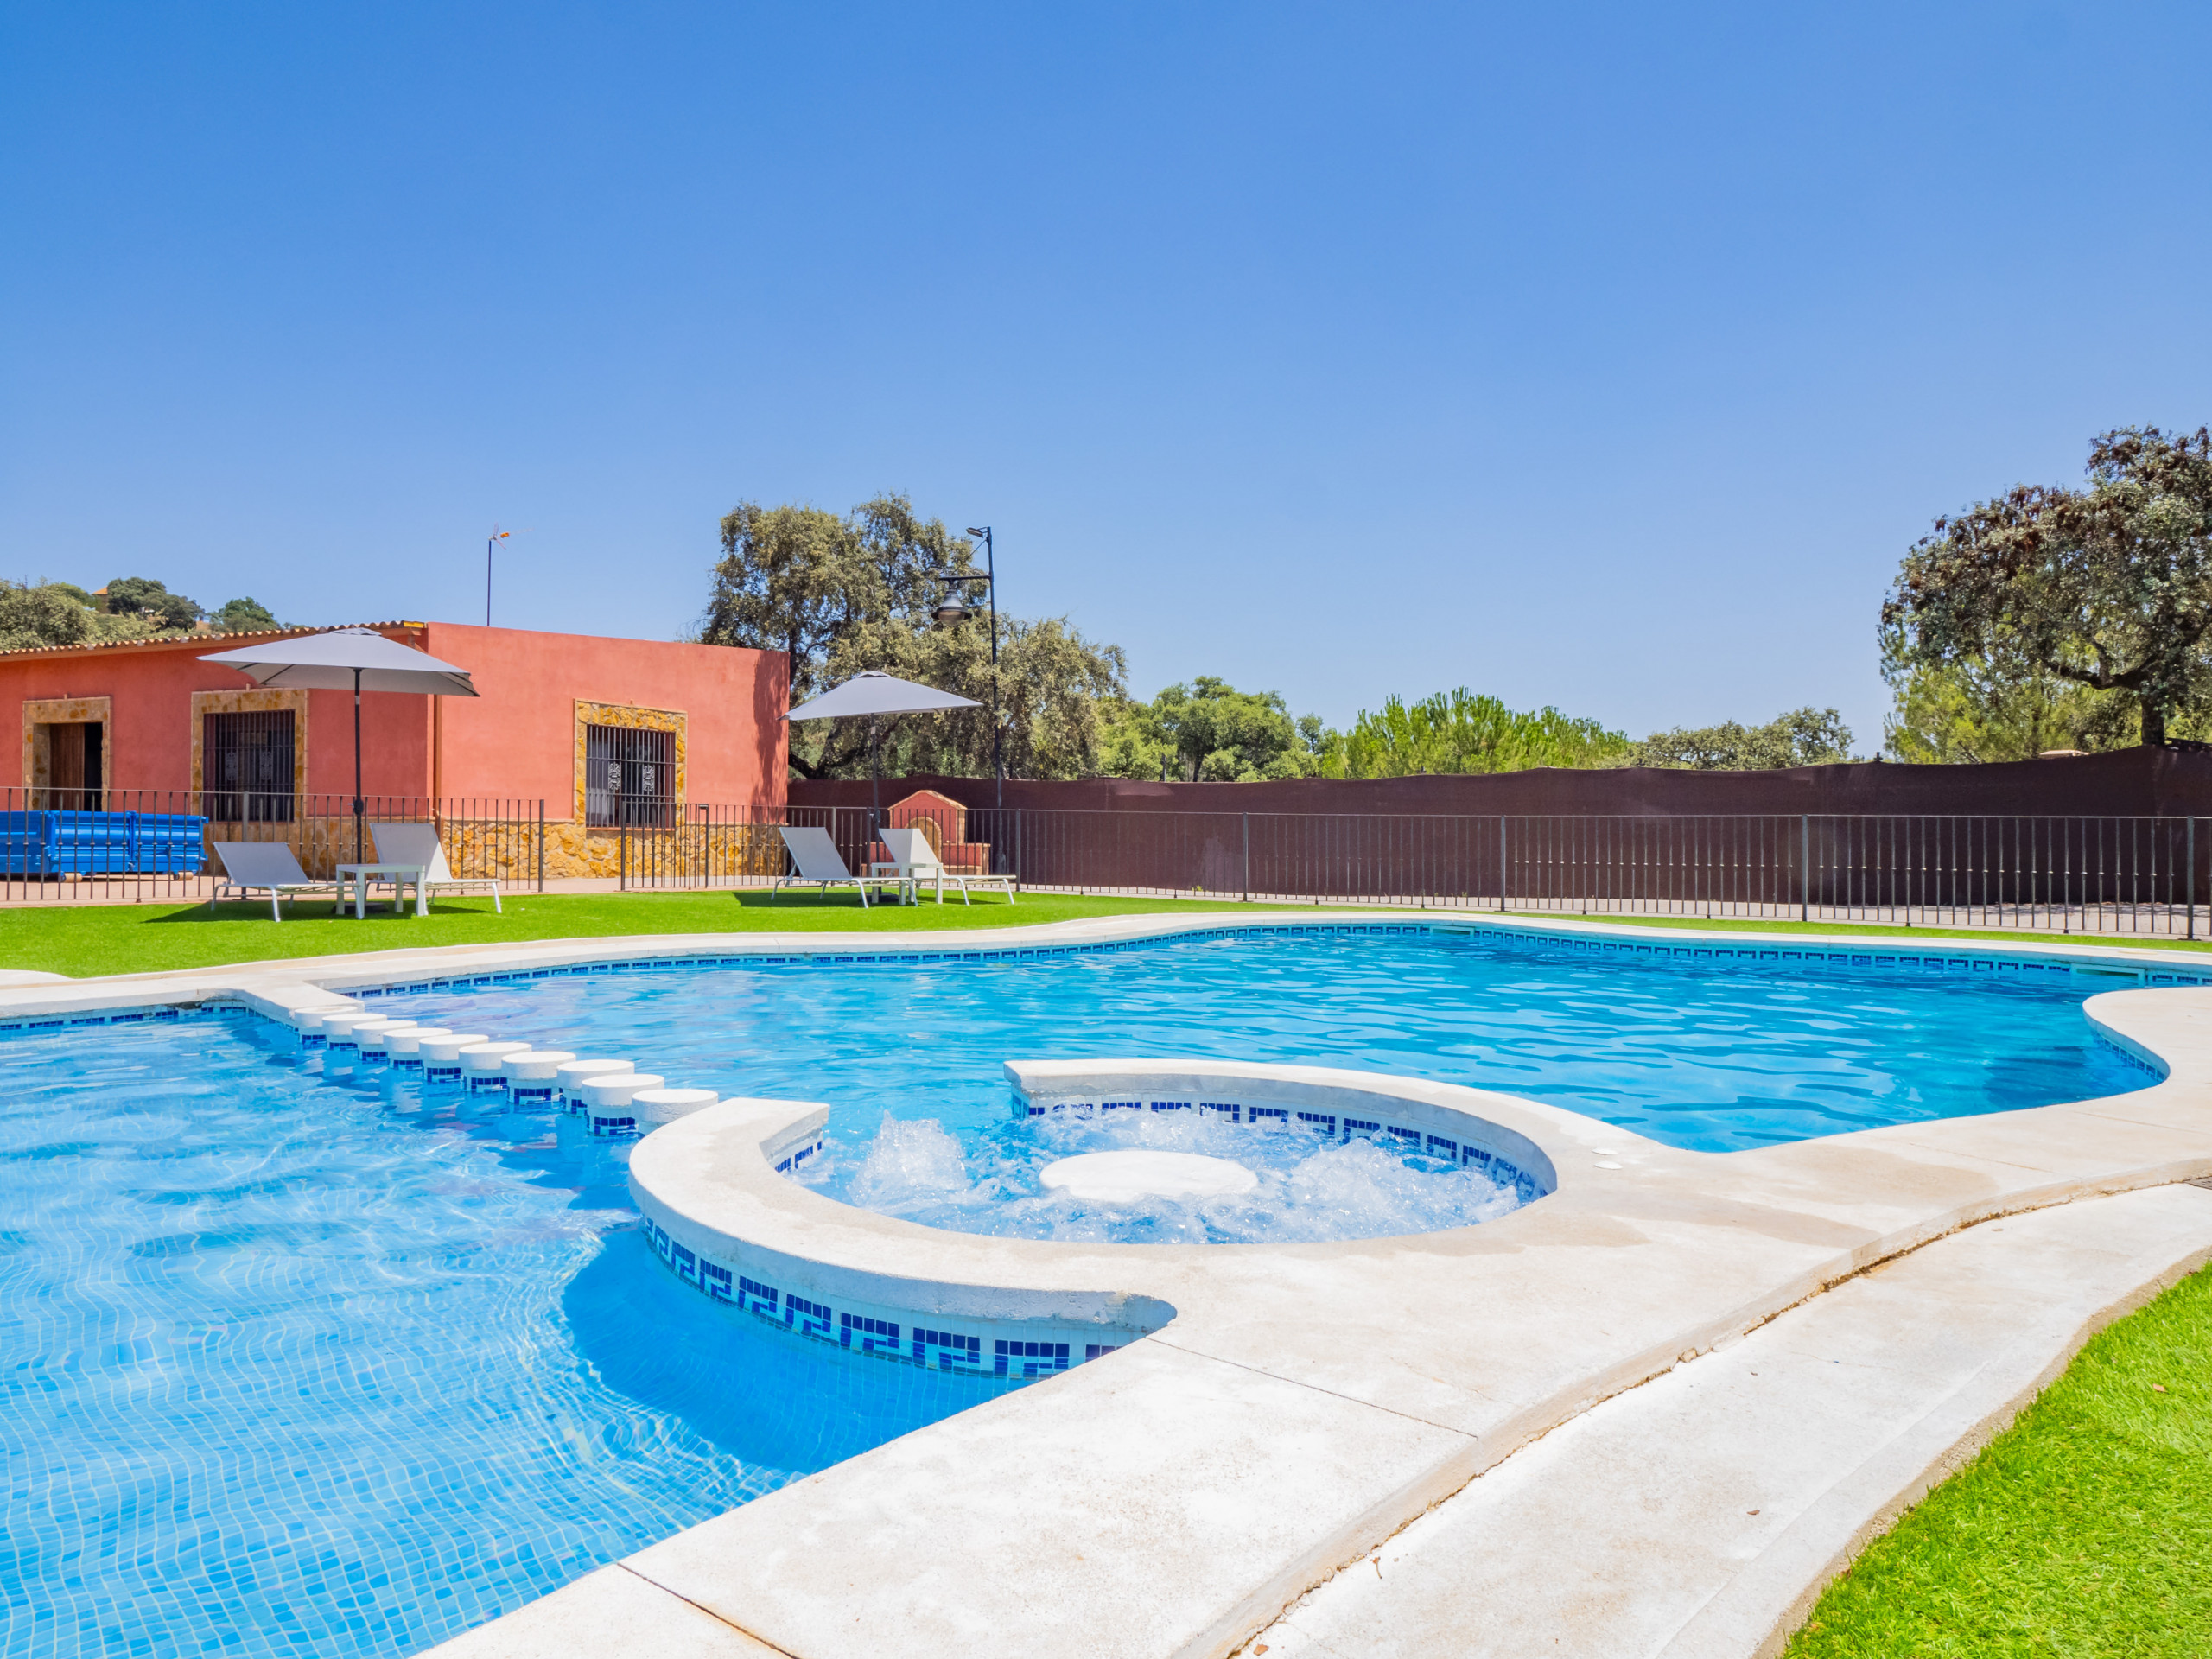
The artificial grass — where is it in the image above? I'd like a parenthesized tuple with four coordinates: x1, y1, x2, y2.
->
(0, 890, 1255, 978)
(1785, 1260, 2212, 1657)
(4, 892, 2202, 980)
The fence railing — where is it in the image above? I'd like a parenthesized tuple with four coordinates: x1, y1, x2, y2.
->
(8, 793, 2208, 940)
(0, 791, 549, 903)
(616, 807, 2211, 939)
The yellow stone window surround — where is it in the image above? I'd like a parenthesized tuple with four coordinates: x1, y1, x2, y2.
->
(190, 689, 311, 799)
(572, 700, 687, 825)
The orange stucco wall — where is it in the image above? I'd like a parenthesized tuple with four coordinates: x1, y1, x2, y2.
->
(418, 623, 786, 810)
(0, 621, 787, 810)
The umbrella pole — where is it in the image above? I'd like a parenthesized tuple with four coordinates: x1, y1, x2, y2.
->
(869, 716, 880, 848)
(353, 666, 365, 870)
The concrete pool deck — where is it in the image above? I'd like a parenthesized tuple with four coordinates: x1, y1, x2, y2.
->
(5, 910, 2212, 1658)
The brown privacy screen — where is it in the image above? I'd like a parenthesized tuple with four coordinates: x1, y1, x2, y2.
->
(776, 750, 2212, 931)
(787, 745, 2212, 819)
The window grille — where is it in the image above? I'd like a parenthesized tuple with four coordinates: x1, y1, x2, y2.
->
(585, 724, 676, 826)
(203, 710, 296, 822)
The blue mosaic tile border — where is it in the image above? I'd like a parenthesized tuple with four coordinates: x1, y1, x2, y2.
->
(640, 1216, 1112, 1382)
(0, 1001, 229, 1035)
(1435, 921, 2212, 988)
(1020, 1094, 1550, 1202)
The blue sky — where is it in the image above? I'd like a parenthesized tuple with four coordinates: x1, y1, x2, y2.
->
(4, 3, 2209, 752)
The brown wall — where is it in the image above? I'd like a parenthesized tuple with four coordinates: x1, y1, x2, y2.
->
(791, 747, 2212, 820)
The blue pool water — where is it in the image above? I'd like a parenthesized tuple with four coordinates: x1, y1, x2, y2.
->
(387, 925, 2156, 1158)
(0, 925, 2163, 1656)
(0, 1016, 1010, 1659)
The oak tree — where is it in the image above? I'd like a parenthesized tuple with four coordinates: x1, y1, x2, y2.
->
(1883, 426, 2212, 747)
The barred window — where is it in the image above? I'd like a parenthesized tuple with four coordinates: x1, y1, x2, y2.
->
(204, 709, 296, 822)
(585, 724, 675, 826)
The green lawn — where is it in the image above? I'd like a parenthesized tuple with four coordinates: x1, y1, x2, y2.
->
(0, 890, 1255, 978)
(1786, 1261, 2212, 1657)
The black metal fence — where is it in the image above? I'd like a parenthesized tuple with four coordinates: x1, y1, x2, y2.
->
(615, 806, 2212, 938)
(9, 792, 2209, 940)
(0, 791, 549, 904)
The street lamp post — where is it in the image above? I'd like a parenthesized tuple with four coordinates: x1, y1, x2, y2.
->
(486, 525, 511, 627)
(931, 526, 1002, 810)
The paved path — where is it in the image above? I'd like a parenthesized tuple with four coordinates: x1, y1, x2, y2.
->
(1247, 1182, 2212, 1659)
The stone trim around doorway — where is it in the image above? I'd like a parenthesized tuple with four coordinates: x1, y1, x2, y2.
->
(22, 696, 112, 798)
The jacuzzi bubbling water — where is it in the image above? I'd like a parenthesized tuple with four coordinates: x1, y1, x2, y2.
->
(793, 1108, 1526, 1244)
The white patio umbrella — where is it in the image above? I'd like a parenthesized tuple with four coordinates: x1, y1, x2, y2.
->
(200, 629, 480, 867)
(784, 670, 980, 826)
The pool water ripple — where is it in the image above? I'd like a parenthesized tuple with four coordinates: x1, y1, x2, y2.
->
(0, 1020, 1013, 1659)
(392, 927, 2154, 1158)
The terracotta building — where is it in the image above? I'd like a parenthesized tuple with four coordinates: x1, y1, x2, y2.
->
(0, 620, 788, 877)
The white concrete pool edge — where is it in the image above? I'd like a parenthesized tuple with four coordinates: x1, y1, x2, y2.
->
(8, 910, 2212, 1659)
(9, 906, 2212, 1023)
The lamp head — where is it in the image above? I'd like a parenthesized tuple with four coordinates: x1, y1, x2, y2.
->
(965, 527, 988, 538)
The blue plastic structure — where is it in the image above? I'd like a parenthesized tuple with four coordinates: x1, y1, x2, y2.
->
(0, 810, 210, 875)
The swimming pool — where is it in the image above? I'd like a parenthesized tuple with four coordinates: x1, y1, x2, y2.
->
(0, 921, 2169, 1656)
(382, 924, 2156, 1165)
(0, 1014, 1012, 1659)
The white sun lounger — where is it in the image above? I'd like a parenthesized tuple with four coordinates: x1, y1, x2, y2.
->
(874, 825, 1019, 906)
(772, 825, 911, 906)
(211, 842, 345, 921)
(372, 822, 503, 912)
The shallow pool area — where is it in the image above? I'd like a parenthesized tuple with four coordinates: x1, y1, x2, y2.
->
(0, 1015, 1009, 1659)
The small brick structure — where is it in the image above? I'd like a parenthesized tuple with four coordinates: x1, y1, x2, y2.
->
(873, 788, 995, 874)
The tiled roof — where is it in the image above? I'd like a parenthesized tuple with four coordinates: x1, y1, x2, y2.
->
(0, 621, 428, 662)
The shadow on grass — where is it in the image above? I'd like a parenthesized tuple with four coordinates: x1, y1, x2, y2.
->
(146, 899, 510, 926)
(724, 889, 1017, 912)
(146, 887, 1020, 927)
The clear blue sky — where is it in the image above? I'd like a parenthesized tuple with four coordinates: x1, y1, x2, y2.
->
(4, 3, 2208, 753)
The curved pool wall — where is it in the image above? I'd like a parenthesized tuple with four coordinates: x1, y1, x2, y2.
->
(8, 910, 2212, 1659)
(635, 1097, 1183, 1375)
(626, 1061, 1569, 1377)
(1007, 1058, 1559, 1204)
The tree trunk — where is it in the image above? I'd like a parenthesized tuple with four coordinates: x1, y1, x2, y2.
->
(2141, 697, 2167, 748)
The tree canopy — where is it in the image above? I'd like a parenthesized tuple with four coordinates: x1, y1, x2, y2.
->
(1880, 655, 2145, 763)
(1097, 677, 1329, 781)
(700, 493, 1128, 779)
(0, 582, 166, 652)
(1625, 707, 1855, 770)
(1322, 689, 1625, 777)
(1883, 426, 2212, 748)
(104, 576, 201, 628)
(212, 596, 280, 632)
(0, 579, 277, 651)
